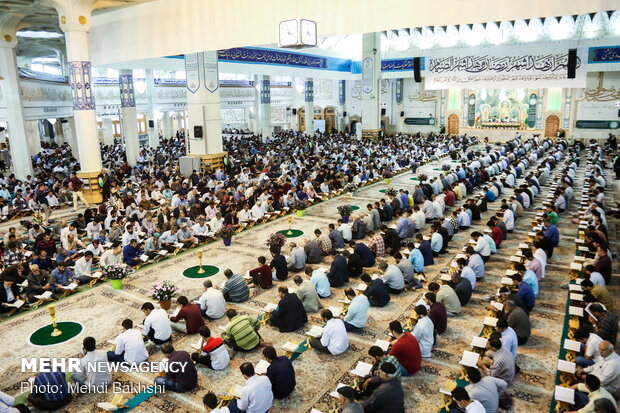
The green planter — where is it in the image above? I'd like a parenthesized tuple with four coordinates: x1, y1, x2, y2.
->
(296, 210, 305, 217)
(110, 279, 123, 290)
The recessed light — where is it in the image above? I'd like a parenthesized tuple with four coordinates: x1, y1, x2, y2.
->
(16, 31, 63, 39)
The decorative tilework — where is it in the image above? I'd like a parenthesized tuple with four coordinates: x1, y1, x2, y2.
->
(305, 79, 314, 103)
(395, 78, 404, 104)
(119, 74, 135, 108)
(69, 61, 95, 110)
(338, 80, 346, 105)
(260, 79, 271, 104)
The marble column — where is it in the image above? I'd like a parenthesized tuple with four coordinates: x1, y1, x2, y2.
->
(145, 69, 159, 148)
(101, 118, 114, 145)
(0, 15, 34, 179)
(162, 111, 173, 139)
(338, 79, 347, 132)
(25, 120, 42, 156)
(258, 75, 272, 141)
(361, 32, 382, 138)
(186, 52, 223, 155)
(304, 78, 314, 134)
(62, 117, 79, 159)
(119, 69, 139, 166)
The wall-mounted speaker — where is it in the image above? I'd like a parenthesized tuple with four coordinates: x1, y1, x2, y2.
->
(343, 111, 347, 117)
(617, 108, 620, 117)
(292, 108, 297, 115)
(413, 57, 421, 83)
(148, 120, 155, 128)
(400, 111, 405, 117)
(193, 125, 203, 138)
(381, 108, 386, 116)
(567, 49, 577, 79)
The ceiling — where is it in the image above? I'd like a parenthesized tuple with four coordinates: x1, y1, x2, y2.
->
(0, 0, 150, 63)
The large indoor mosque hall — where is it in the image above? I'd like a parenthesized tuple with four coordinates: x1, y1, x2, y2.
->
(0, 0, 619, 412)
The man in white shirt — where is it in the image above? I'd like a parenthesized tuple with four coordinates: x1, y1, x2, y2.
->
(228, 362, 273, 413)
(198, 280, 225, 320)
(579, 341, 620, 396)
(337, 219, 352, 242)
(496, 318, 518, 359)
(74, 251, 95, 283)
(451, 387, 486, 413)
(70, 336, 112, 387)
(411, 305, 434, 358)
(309, 309, 349, 356)
(501, 205, 514, 231)
(471, 232, 490, 262)
(100, 244, 123, 267)
(141, 302, 172, 345)
(107, 319, 148, 364)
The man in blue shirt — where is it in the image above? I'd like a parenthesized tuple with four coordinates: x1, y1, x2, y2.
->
(465, 246, 485, 279)
(27, 370, 72, 410)
(395, 211, 408, 239)
(262, 346, 295, 399)
(407, 243, 424, 274)
(513, 274, 535, 313)
(351, 241, 375, 267)
(343, 288, 370, 331)
(123, 238, 142, 267)
(51, 261, 77, 290)
(430, 224, 443, 257)
(415, 234, 434, 266)
(543, 218, 560, 247)
(307, 267, 330, 298)
(484, 186, 496, 202)
(399, 190, 409, 209)
(361, 273, 390, 307)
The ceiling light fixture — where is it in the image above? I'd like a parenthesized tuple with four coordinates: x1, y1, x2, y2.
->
(16, 30, 63, 39)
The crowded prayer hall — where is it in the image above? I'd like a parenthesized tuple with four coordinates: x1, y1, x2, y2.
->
(0, 1, 620, 412)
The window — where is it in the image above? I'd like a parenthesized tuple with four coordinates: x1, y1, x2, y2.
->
(546, 88, 562, 111)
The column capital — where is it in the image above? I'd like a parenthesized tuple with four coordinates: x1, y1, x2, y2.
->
(0, 12, 28, 49)
(41, 0, 98, 32)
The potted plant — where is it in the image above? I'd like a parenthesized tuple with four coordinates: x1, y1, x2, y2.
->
(337, 204, 353, 223)
(385, 187, 398, 197)
(418, 173, 428, 182)
(103, 263, 131, 290)
(291, 199, 310, 217)
(441, 164, 451, 171)
(266, 232, 287, 254)
(216, 224, 236, 246)
(149, 280, 179, 310)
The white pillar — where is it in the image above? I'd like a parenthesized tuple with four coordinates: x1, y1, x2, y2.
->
(176, 112, 183, 136)
(361, 32, 382, 137)
(101, 118, 114, 145)
(251, 75, 260, 134)
(62, 117, 79, 158)
(338, 80, 347, 132)
(64, 29, 103, 172)
(162, 111, 173, 139)
(145, 69, 159, 148)
(304, 78, 314, 135)
(0, 35, 34, 179)
(186, 52, 223, 155)
(119, 70, 139, 166)
(258, 75, 272, 141)
(25, 120, 42, 155)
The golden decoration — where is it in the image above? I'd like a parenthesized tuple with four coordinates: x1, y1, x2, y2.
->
(287, 216, 293, 235)
(60, 16, 66, 24)
(3, 34, 12, 43)
(196, 250, 205, 274)
(48, 305, 62, 337)
(79, 16, 87, 25)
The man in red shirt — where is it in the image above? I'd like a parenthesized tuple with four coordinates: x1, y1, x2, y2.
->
(388, 320, 421, 376)
(443, 188, 455, 207)
(169, 296, 205, 334)
(248, 256, 273, 289)
(69, 172, 90, 211)
(486, 220, 503, 248)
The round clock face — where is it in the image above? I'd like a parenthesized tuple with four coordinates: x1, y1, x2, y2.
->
(279, 20, 298, 47)
(301, 19, 316, 46)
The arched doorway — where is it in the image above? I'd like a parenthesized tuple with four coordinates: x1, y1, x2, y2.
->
(545, 115, 560, 137)
(448, 114, 459, 135)
(298, 107, 305, 132)
(324, 107, 336, 133)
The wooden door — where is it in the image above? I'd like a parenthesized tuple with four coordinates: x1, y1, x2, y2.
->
(448, 114, 459, 135)
(298, 108, 305, 132)
(544, 115, 560, 137)
(324, 107, 336, 133)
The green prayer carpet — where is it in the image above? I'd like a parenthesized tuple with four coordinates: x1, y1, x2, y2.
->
(183, 265, 220, 278)
(276, 229, 304, 238)
(410, 177, 419, 181)
(29, 321, 83, 346)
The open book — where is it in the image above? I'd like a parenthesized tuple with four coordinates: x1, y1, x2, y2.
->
(563, 339, 581, 352)
(375, 339, 390, 352)
(157, 250, 168, 256)
(459, 351, 480, 367)
(190, 338, 203, 351)
(18, 280, 28, 288)
(5, 299, 25, 308)
(470, 336, 488, 349)
(63, 282, 78, 291)
(140, 254, 149, 262)
(554, 386, 574, 404)
(328, 306, 341, 318)
(306, 326, 324, 338)
(255, 359, 270, 375)
(92, 271, 103, 279)
(281, 342, 299, 352)
(34, 291, 53, 300)
(350, 361, 373, 377)
(557, 359, 576, 374)
(329, 383, 346, 398)
(171, 307, 181, 318)
(231, 384, 244, 399)
(263, 303, 278, 313)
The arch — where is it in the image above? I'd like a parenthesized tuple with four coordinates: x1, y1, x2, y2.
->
(544, 115, 560, 137)
(324, 106, 336, 133)
(448, 114, 459, 135)
(298, 107, 305, 132)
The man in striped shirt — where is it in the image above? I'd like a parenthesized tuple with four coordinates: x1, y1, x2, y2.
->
(222, 309, 262, 352)
(221, 269, 249, 303)
(27, 370, 72, 410)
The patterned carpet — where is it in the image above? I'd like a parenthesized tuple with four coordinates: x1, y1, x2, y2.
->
(1, 153, 617, 413)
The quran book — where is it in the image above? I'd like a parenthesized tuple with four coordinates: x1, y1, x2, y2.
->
(306, 326, 324, 338)
(554, 386, 574, 404)
(350, 361, 373, 377)
(232, 384, 244, 399)
(557, 359, 576, 374)
(328, 306, 341, 318)
(65, 282, 78, 290)
(375, 339, 390, 352)
(329, 383, 346, 398)
(491, 301, 504, 312)
(563, 339, 581, 352)
(34, 291, 53, 300)
(171, 307, 181, 318)
(263, 303, 278, 312)
(6, 299, 24, 308)
(92, 271, 103, 279)
(459, 351, 480, 367)
(569, 306, 584, 317)
(140, 254, 149, 262)
(255, 359, 270, 375)
(471, 336, 488, 349)
(282, 342, 299, 352)
(483, 316, 498, 327)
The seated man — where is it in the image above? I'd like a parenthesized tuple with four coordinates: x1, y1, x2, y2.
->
(362, 363, 405, 413)
(221, 269, 250, 303)
(327, 252, 348, 287)
(569, 374, 615, 413)
(123, 238, 143, 267)
(293, 275, 322, 314)
(262, 346, 296, 399)
(424, 292, 447, 335)
(577, 341, 620, 396)
(222, 309, 262, 352)
(0, 390, 31, 413)
(477, 337, 516, 385)
(270, 249, 288, 281)
(107, 319, 148, 364)
(287, 242, 306, 272)
(0, 279, 25, 313)
(100, 243, 123, 267)
(154, 344, 197, 393)
(198, 280, 225, 320)
(308, 267, 331, 298)
(227, 363, 273, 413)
(342, 288, 369, 332)
(362, 273, 390, 307)
(388, 320, 421, 376)
(465, 367, 507, 413)
(361, 346, 403, 397)
(73, 251, 95, 283)
(141, 302, 172, 346)
(411, 305, 434, 358)
(379, 261, 404, 295)
(51, 261, 79, 292)
(350, 241, 375, 267)
(450, 387, 486, 413)
(169, 296, 205, 334)
(268, 287, 308, 333)
(26, 264, 55, 302)
(309, 309, 349, 355)
(248, 256, 273, 289)
(428, 282, 461, 316)
(27, 370, 71, 410)
(70, 336, 112, 387)
(191, 326, 230, 371)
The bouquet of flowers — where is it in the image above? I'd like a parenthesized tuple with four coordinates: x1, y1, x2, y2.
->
(103, 263, 131, 280)
(32, 211, 45, 226)
(385, 187, 398, 197)
(291, 199, 311, 210)
(216, 224, 236, 239)
(418, 173, 428, 182)
(266, 232, 287, 249)
(149, 280, 179, 302)
(337, 204, 353, 217)
(343, 183, 358, 193)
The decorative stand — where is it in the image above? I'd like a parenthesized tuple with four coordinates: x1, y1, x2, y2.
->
(48, 305, 62, 337)
(287, 216, 293, 236)
(197, 250, 205, 274)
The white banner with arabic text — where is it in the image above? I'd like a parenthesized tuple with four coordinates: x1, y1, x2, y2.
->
(424, 43, 587, 90)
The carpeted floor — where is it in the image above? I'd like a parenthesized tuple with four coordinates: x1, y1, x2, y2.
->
(1, 153, 618, 413)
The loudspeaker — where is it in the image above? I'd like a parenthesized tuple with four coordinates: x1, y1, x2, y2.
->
(381, 108, 386, 116)
(292, 108, 297, 115)
(343, 111, 347, 117)
(60, 118, 68, 124)
(413, 57, 421, 83)
(148, 120, 155, 128)
(193, 125, 203, 138)
(617, 109, 620, 117)
(567, 49, 577, 79)
(400, 111, 405, 117)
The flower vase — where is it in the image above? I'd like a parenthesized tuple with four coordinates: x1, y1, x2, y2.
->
(223, 237, 232, 246)
(159, 300, 171, 310)
(296, 210, 305, 217)
(110, 279, 123, 290)
(341, 215, 350, 223)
